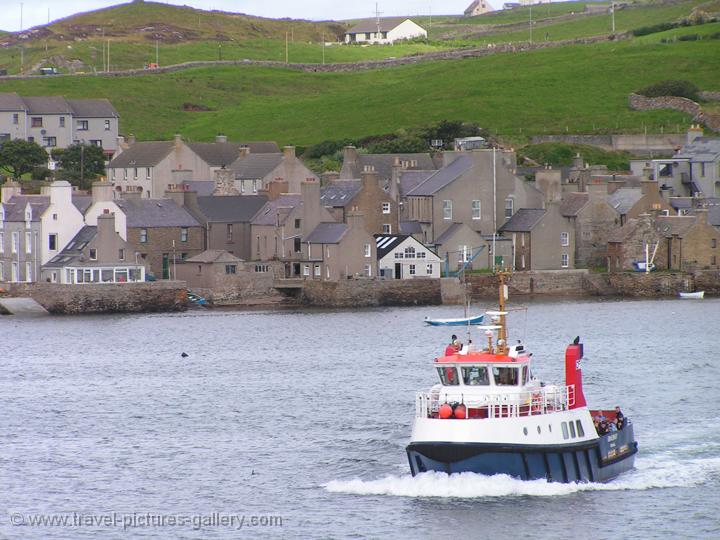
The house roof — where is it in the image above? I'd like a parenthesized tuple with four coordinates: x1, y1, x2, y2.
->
(346, 17, 413, 34)
(180, 181, 214, 196)
(399, 170, 435, 197)
(407, 155, 474, 197)
(115, 198, 200, 228)
(559, 192, 589, 217)
(498, 208, 546, 233)
(669, 197, 693, 210)
(700, 198, 720, 227)
(434, 222, 469, 245)
(251, 194, 301, 226)
(72, 195, 93, 215)
(399, 220, 423, 234)
(374, 234, 410, 258)
(195, 195, 268, 223)
(0, 92, 27, 111)
(305, 222, 349, 244)
(187, 142, 247, 167)
(230, 153, 284, 180)
(185, 249, 243, 264)
(108, 142, 174, 168)
(1, 195, 50, 221)
(22, 96, 73, 115)
(346, 153, 437, 181)
(674, 137, 720, 161)
(44, 226, 97, 268)
(320, 180, 362, 208)
(67, 98, 119, 118)
(655, 215, 696, 238)
(608, 188, 642, 215)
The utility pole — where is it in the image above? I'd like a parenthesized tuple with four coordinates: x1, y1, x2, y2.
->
(285, 32, 289, 63)
(375, 2, 383, 41)
(156, 39, 159, 66)
(80, 143, 85, 188)
(19, 3, 23, 74)
(322, 32, 325, 65)
(107, 39, 111, 72)
(611, 2, 616, 34)
(529, 4, 533, 44)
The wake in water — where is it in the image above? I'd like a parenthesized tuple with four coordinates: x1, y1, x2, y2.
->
(324, 455, 720, 499)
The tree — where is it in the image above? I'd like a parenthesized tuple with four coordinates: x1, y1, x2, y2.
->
(52, 143, 106, 189)
(0, 139, 48, 180)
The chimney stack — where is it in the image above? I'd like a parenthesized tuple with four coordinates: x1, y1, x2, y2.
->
(212, 166, 239, 196)
(640, 179, 658, 198)
(215, 134, 228, 144)
(120, 188, 143, 202)
(320, 171, 340, 184)
(238, 146, 250, 157)
(696, 208, 708, 225)
(259, 180, 289, 200)
(535, 168, 562, 205)
(282, 146, 296, 160)
(92, 180, 114, 204)
(96, 212, 117, 252)
(346, 210, 365, 231)
(360, 169, 379, 192)
(686, 124, 704, 146)
(127, 134, 136, 145)
(1, 179, 22, 203)
(49, 180, 73, 207)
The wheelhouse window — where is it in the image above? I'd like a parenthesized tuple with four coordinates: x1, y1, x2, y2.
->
(462, 366, 490, 386)
(493, 366, 519, 386)
(437, 366, 459, 386)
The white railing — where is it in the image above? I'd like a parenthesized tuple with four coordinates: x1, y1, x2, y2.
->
(416, 385, 576, 419)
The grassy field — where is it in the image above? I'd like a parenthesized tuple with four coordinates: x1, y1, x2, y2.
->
(0, 37, 717, 146)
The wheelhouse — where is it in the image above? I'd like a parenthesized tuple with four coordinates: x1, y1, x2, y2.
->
(434, 350, 533, 388)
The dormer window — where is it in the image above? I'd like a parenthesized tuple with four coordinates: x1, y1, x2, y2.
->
(89, 249, 97, 261)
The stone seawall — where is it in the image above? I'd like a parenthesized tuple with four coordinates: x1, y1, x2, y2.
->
(466, 270, 588, 299)
(301, 278, 442, 307)
(3, 282, 187, 314)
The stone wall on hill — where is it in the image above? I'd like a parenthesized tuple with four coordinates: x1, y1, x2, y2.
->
(628, 93, 720, 133)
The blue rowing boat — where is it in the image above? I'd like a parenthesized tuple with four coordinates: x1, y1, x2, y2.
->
(424, 315, 484, 326)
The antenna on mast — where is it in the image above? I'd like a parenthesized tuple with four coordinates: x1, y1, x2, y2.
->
(375, 2, 383, 39)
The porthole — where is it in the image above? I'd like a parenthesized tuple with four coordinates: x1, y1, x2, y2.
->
(537, 426, 541, 434)
(523, 427, 528, 436)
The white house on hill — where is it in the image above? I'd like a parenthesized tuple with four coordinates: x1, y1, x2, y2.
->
(376, 234, 442, 279)
(464, 1, 493, 17)
(344, 18, 427, 45)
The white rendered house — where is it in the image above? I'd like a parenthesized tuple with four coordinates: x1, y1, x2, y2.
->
(376, 234, 442, 279)
(345, 18, 427, 45)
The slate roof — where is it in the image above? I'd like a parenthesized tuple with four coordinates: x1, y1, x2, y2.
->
(67, 99, 119, 118)
(305, 222, 349, 244)
(1, 195, 50, 221)
(0, 92, 27, 111)
(346, 153, 437, 181)
(251, 194, 301, 226)
(230, 153, 284, 180)
(434, 222, 467, 245)
(347, 17, 414, 33)
(180, 181, 214, 196)
(655, 215, 696, 238)
(185, 250, 243, 264)
(498, 208, 546, 233)
(674, 137, 720, 161)
(608, 188, 642, 215)
(399, 170, 435, 197)
(22, 96, 73, 115)
(399, 220, 423, 234)
(115, 198, 200, 228)
(320, 180, 362, 208)
(108, 142, 174, 168)
(703, 199, 720, 227)
(374, 234, 410, 258)
(195, 195, 268, 223)
(669, 197, 693, 210)
(608, 220, 638, 243)
(559, 192, 589, 217)
(407, 155, 474, 197)
(44, 226, 97, 268)
(239, 141, 280, 154)
(187, 142, 246, 167)
(72, 195, 93, 215)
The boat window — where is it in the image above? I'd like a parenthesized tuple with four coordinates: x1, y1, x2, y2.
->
(522, 365, 529, 385)
(492, 366, 519, 386)
(437, 367, 459, 386)
(576, 420, 585, 437)
(462, 366, 489, 386)
(569, 421, 577, 438)
(561, 422, 569, 440)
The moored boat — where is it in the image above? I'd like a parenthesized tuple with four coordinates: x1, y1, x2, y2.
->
(407, 274, 638, 483)
(679, 291, 704, 299)
(424, 315, 484, 326)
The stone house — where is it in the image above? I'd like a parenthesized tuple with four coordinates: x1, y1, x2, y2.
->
(375, 234, 442, 279)
(344, 18, 427, 44)
(0, 92, 119, 154)
(607, 214, 666, 272)
(651, 128, 718, 197)
(608, 181, 672, 226)
(41, 213, 144, 284)
(230, 146, 318, 195)
(402, 150, 544, 245)
(114, 193, 203, 279)
(431, 222, 484, 273)
(304, 213, 377, 280)
(464, 0, 493, 16)
(321, 170, 399, 235)
(657, 210, 720, 271)
(498, 204, 576, 271)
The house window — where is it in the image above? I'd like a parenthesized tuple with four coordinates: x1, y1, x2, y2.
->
(294, 237, 301, 253)
(89, 248, 97, 260)
(364, 264, 372, 277)
(326, 266, 330, 279)
(255, 264, 269, 273)
(382, 224, 392, 234)
(226, 224, 233, 242)
(0, 263, 3, 281)
(146, 168, 151, 179)
(712, 255, 717, 266)
(59, 117, 65, 127)
(12, 113, 19, 125)
(180, 228, 188, 242)
(712, 239, 717, 249)
(43, 136, 57, 148)
(11, 231, 19, 253)
(118, 248, 125, 261)
(90, 139, 102, 147)
(105, 120, 111, 131)
(395, 252, 403, 259)
(25, 262, 32, 282)
(240, 181, 245, 194)
(404, 246, 416, 258)
(252, 179, 258, 193)
(505, 198, 514, 219)
(382, 202, 391, 214)
(560, 232, 569, 246)
(409, 264, 416, 275)
(48, 234, 57, 251)
(303, 264, 310, 276)
(11, 261, 18, 281)
(225, 264, 237, 274)
(314, 264, 321, 277)
(140, 229, 148, 243)
(472, 200, 481, 220)
(77, 120, 89, 131)
(364, 243, 371, 257)
(124, 169, 128, 180)
(0, 232, 3, 253)
(700, 162, 706, 177)
(443, 200, 453, 220)
(31, 117, 43, 128)
(417, 251, 426, 259)
(561, 253, 569, 268)
(295, 218, 301, 229)
(25, 232, 32, 253)
(426, 264, 433, 275)
(134, 168, 138, 179)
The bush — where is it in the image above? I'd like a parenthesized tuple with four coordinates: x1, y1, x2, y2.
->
(31, 167, 51, 181)
(677, 33, 700, 41)
(632, 22, 678, 36)
(517, 143, 631, 172)
(636, 79, 700, 101)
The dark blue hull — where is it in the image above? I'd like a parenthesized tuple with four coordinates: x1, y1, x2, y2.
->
(407, 424, 637, 483)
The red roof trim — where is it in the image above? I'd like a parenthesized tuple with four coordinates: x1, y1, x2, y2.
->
(434, 352, 528, 364)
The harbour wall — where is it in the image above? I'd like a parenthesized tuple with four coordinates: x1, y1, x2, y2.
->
(1, 282, 188, 315)
(301, 278, 443, 307)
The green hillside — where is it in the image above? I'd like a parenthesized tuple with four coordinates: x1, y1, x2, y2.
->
(0, 37, 717, 145)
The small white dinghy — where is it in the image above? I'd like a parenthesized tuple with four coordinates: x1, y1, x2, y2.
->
(679, 291, 704, 299)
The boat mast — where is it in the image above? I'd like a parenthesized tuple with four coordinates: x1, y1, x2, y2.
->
(497, 271, 509, 355)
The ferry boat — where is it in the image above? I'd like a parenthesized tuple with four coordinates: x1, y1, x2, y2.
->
(407, 274, 638, 483)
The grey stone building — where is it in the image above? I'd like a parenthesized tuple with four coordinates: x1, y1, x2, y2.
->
(230, 146, 318, 195)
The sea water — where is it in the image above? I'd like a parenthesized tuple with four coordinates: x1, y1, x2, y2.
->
(1, 298, 718, 539)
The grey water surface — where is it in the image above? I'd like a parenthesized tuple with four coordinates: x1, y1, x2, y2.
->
(1, 297, 719, 539)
